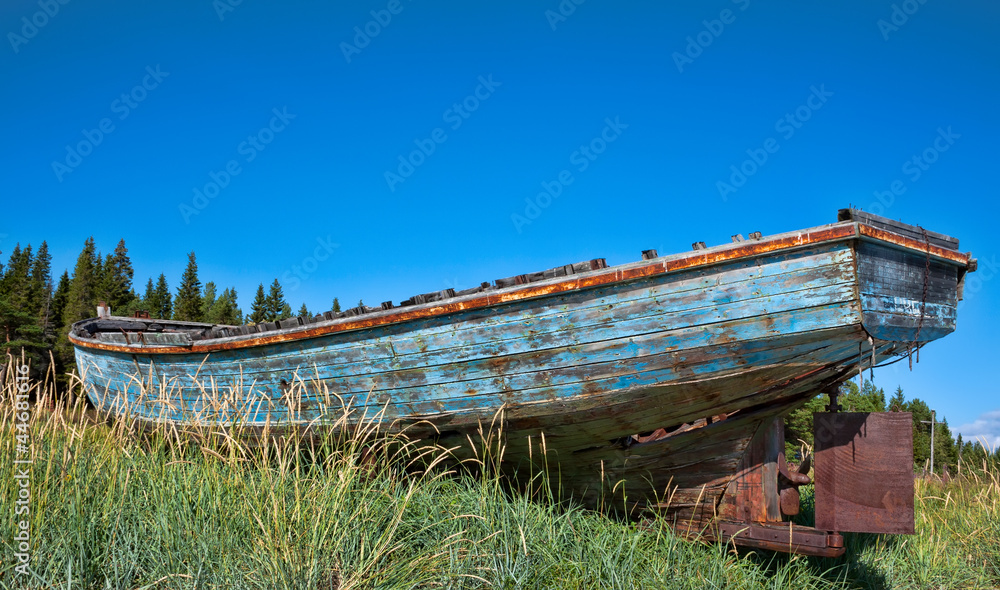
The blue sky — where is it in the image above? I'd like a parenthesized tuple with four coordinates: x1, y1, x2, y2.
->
(1, 0, 997, 447)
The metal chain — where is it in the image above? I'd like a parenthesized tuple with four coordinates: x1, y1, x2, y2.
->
(912, 227, 931, 363)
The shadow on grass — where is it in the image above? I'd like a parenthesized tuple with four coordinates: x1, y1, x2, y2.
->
(750, 485, 899, 590)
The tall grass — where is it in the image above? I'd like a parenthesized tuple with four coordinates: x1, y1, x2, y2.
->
(1, 355, 997, 589)
(843, 460, 1000, 589)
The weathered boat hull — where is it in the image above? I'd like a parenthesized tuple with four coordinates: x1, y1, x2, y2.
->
(70, 209, 973, 553)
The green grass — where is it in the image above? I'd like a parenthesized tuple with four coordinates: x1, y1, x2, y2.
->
(1, 364, 997, 589)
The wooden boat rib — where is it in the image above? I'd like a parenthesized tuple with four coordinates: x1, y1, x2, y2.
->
(70, 208, 974, 556)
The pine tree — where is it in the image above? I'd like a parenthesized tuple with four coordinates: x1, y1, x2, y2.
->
(279, 302, 292, 320)
(906, 397, 934, 471)
(150, 274, 172, 320)
(266, 279, 287, 321)
(0, 298, 44, 359)
(331, 297, 341, 313)
(54, 238, 99, 374)
(956, 433, 965, 471)
(889, 386, 906, 412)
(50, 271, 70, 332)
(3, 244, 33, 311)
(102, 239, 134, 312)
(62, 237, 99, 326)
(201, 281, 217, 321)
(250, 283, 268, 323)
(207, 287, 242, 325)
(1, 245, 43, 355)
(28, 242, 54, 343)
(139, 278, 155, 315)
(29, 241, 52, 319)
(933, 417, 957, 475)
(839, 380, 886, 413)
(298, 303, 310, 318)
(224, 288, 243, 325)
(94, 253, 107, 304)
(48, 270, 71, 374)
(173, 252, 203, 322)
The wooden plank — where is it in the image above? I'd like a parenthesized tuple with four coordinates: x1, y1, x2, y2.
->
(140, 333, 194, 346)
(719, 522, 844, 557)
(718, 417, 782, 523)
(76, 321, 866, 443)
(112, 301, 860, 418)
(279, 317, 304, 329)
(118, 245, 858, 378)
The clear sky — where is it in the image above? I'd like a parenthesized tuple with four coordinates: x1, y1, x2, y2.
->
(2, 0, 997, 447)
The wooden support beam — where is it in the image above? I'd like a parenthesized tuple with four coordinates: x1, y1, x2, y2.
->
(718, 416, 783, 524)
(719, 522, 845, 558)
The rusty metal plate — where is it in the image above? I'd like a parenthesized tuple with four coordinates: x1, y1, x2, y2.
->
(813, 412, 914, 534)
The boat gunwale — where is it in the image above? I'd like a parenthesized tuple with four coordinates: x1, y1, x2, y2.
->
(69, 220, 972, 355)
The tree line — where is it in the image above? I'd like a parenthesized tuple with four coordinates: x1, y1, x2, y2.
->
(785, 380, 998, 474)
(0, 237, 342, 383)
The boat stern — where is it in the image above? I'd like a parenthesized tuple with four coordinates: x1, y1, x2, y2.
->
(845, 208, 974, 345)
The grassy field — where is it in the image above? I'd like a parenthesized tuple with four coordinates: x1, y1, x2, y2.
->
(1, 365, 997, 589)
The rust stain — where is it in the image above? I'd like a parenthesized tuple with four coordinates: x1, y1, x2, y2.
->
(858, 225, 970, 265)
(69, 222, 971, 356)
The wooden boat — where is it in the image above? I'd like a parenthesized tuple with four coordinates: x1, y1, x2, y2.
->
(70, 208, 974, 556)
